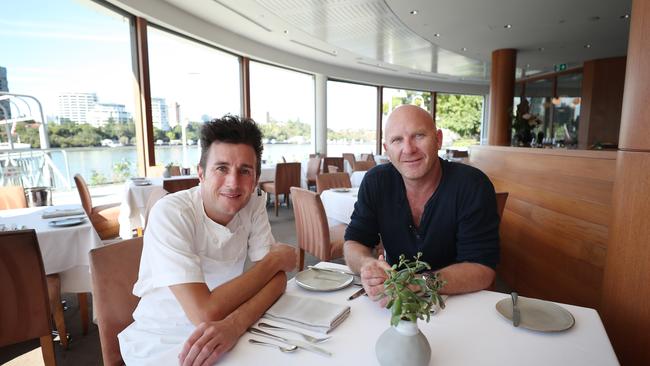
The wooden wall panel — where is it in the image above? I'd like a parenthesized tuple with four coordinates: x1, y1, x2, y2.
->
(469, 145, 616, 308)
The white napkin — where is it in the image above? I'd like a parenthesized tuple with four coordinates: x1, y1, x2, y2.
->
(263, 294, 350, 334)
(41, 208, 85, 219)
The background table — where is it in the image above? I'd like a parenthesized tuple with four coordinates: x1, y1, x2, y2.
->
(350, 171, 366, 187)
(117, 178, 168, 239)
(320, 187, 358, 225)
(150, 262, 617, 365)
(0, 204, 102, 293)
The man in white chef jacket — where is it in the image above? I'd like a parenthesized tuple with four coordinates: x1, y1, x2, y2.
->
(118, 115, 296, 365)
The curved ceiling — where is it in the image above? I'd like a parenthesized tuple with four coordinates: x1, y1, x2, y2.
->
(161, 0, 630, 83)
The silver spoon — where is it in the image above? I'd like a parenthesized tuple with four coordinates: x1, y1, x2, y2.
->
(258, 322, 331, 344)
(248, 338, 298, 353)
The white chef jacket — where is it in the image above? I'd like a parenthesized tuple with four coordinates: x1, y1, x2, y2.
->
(118, 186, 273, 364)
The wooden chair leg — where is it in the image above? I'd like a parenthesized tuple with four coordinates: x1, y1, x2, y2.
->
(39, 335, 57, 366)
(78, 292, 89, 335)
(298, 248, 305, 271)
(274, 193, 279, 216)
(46, 274, 68, 348)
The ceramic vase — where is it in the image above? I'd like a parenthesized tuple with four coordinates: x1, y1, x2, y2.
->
(375, 319, 431, 366)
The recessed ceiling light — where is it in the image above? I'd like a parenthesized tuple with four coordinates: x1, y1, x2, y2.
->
(584, 44, 592, 48)
(538, 47, 545, 51)
(504, 24, 512, 29)
(434, 33, 441, 37)
(461, 47, 468, 51)
(620, 14, 630, 19)
(410, 10, 418, 15)
(283, 30, 289, 34)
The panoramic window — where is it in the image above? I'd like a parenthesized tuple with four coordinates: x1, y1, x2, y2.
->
(327, 80, 377, 157)
(249, 61, 315, 165)
(0, 0, 137, 189)
(435, 93, 485, 148)
(147, 26, 241, 172)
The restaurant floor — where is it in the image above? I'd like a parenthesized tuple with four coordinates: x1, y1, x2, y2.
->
(0, 204, 511, 365)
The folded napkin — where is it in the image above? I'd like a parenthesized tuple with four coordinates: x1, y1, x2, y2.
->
(41, 208, 85, 219)
(263, 294, 350, 334)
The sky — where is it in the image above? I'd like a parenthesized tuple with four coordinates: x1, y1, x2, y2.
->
(0, 0, 377, 130)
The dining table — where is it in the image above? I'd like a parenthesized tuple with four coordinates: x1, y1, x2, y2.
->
(149, 262, 618, 365)
(320, 187, 358, 225)
(0, 204, 102, 293)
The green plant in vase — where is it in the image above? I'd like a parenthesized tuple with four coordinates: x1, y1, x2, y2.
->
(375, 253, 446, 366)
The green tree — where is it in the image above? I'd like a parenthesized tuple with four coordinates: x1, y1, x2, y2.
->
(436, 94, 483, 139)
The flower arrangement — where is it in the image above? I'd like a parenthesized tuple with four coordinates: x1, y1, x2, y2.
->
(381, 253, 446, 326)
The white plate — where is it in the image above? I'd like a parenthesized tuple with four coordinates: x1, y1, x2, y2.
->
(48, 217, 87, 228)
(133, 180, 152, 186)
(332, 188, 350, 193)
(295, 268, 354, 291)
(496, 296, 575, 332)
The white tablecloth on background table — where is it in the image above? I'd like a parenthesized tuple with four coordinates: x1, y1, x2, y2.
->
(0, 204, 102, 293)
(350, 171, 366, 187)
(320, 187, 358, 225)
(149, 262, 618, 366)
(118, 178, 167, 239)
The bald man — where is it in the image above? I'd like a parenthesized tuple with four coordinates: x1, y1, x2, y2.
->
(343, 105, 500, 305)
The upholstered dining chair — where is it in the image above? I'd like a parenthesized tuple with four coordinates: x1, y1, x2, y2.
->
(162, 177, 200, 193)
(290, 187, 346, 271)
(0, 185, 27, 209)
(74, 174, 120, 240)
(342, 153, 356, 171)
(306, 157, 322, 190)
(90, 236, 143, 366)
(323, 157, 344, 173)
(0, 230, 57, 366)
(352, 160, 376, 172)
(260, 162, 301, 216)
(316, 172, 352, 194)
(360, 153, 374, 162)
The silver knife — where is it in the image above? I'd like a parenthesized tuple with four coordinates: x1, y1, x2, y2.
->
(307, 266, 356, 276)
(511, 292, 520, 327)
(248, 327, 332, 356)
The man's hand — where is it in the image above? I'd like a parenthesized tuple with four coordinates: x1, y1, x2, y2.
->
(268, 243, 297, 273)
(178, 318, 240, 366)
(360, 255, 391, 307)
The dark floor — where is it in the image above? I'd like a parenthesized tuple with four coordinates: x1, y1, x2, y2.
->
(0, 202, 510, 365)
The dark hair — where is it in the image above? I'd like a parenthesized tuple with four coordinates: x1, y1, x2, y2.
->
(199, 114, 264, 177)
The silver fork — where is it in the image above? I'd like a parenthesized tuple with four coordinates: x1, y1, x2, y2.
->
(258, 322, 331, 344)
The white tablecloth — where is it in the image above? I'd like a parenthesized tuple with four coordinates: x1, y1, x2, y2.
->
(0, 204, 102, 293)
(350, 171, 366, 187)
(149, 262, 617, 365)
(117, 178, 168, 239)
(320, 188, 358, 225)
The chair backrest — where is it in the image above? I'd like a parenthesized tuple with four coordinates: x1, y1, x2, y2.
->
(352, 160, 376, 172)
(342, 153, 356, 170)
(90, 237, 143, 366)
(323, 157, 344, 173)
(0, 230, 53, 348)
(316, 172, 352, 194)
(74, 174, 93, 215)
(360, 153, 374, 162)
(0, 185, 27, 210)
(162, 177, 200, 193)
(306, 157, 322, 182)
(290, 187, 332, 260)
(274, 162, 301, 194)
(495, 192, 509, 218)
(168, 166, 181, 176)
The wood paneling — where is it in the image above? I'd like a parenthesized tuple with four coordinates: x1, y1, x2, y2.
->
(488, 49, 516, 146)
(469, 146, 616, 308)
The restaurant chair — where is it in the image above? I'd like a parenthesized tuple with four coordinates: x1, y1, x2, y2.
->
(360, 153, 374, 162)
(290, 187, 346, 271)
(74, 174, 120, 240)
(168, 165, 181, 176)
(323, 157, 344, 173)
(306, 157, 322, 191)
(260, 162, 301, 216)
(162, 177, 200, 193)
(0, 185, 27, 209)
(0, 230, 57, 366)
(316, 172, 352, 194)
(352, 160, 376, 172)
(90, 236, 143, 366)
(342, 153, 356, 171)
(449, 149, 469, 158)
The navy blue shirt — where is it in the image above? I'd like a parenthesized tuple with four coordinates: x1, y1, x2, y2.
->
(344, 159, 500, 270)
